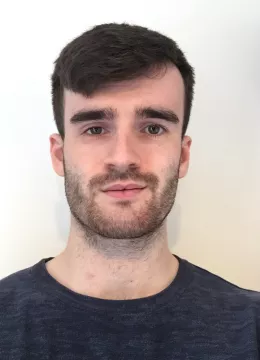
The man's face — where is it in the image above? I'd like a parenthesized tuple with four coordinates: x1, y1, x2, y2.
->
(50, 65, 191, 239)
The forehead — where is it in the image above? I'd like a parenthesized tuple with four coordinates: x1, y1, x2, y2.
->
(64, 65, 185, 124)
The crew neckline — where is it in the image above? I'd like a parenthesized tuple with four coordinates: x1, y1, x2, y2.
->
(31, 254, 194, 312)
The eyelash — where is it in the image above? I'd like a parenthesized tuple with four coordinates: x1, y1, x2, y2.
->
(83, 124, 168, 137)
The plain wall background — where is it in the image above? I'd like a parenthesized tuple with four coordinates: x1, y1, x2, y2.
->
(0, 0, 259, 290)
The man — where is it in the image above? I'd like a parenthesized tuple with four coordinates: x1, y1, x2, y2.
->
(0, 23, 259, 359)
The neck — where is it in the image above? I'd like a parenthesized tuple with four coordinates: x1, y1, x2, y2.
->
(46, 218, 179, 300)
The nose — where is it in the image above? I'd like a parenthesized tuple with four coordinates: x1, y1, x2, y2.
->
(104, 131, 141, 172)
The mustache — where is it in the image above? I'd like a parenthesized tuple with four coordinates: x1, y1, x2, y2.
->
(63, 159, 180, 192)
(88, 169, 159, 191)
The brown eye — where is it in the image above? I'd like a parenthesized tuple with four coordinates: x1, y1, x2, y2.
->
(145, 124, 165, 135)
(85, 127, 104, 135)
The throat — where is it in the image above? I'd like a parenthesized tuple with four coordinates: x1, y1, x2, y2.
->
(46, 251, 179, 301)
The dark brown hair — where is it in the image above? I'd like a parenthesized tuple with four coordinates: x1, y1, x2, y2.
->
(51, 23, 195, 138)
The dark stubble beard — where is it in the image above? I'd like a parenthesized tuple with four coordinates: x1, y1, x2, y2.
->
(64, 160, 180, 258)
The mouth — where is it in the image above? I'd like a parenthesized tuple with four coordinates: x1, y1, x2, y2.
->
(103, 187, 146, 199)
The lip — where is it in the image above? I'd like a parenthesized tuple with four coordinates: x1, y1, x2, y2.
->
(102, 183, 146, 192)
(104, 188, 145, 199)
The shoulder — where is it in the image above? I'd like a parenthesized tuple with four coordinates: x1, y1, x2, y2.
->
(0, 262, 41, 313)
(0, 265, 34, 293)
(186, 259, 260, 313)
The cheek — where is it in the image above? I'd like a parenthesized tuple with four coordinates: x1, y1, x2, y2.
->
(64, 140, 98, 171)
(151, 145, 181, 170)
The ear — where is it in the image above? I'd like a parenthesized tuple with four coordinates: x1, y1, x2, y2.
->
(49, 133, 64, 177)
(179, 135, 192, 179)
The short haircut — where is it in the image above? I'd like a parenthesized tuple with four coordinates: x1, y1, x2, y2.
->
(51, 23, 195, 138)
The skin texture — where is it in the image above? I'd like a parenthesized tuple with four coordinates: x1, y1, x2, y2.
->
(48, 64, 192, 300)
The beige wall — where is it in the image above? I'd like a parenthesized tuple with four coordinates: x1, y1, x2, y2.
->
(0, 0, 259, 290)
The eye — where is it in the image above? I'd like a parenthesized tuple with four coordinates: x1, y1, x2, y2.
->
(84, 126, 105, 135)
(83, 124, 167, 136)
(144, 124, 166, 136)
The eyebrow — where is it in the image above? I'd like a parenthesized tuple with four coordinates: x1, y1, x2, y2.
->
(69, 106, 179, 125)
(136, 106, 179, 124)
(70, 108, 116, 124)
